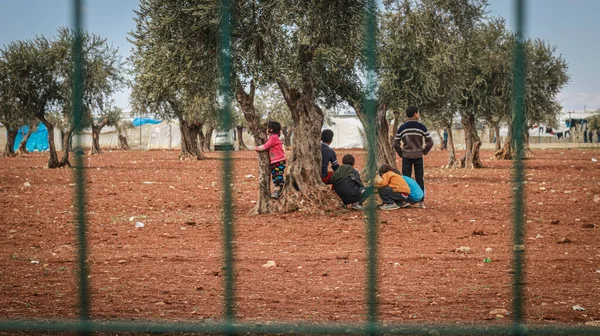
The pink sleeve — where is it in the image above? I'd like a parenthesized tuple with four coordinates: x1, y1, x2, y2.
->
(261, 135, 278, 150)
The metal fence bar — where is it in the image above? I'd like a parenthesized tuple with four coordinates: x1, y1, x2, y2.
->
(218, 0, 236, 333)
(0, 319, 599, 335)
(363, 0, 380, 334)
(71, 0, 91, 335)
(511, 0, 526, 335)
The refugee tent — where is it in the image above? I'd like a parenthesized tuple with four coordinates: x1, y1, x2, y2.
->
(323, 115, 366, 149)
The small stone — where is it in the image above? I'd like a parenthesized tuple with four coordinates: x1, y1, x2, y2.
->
(489, 308, 508, 316)
(557, 237, 571, 244)
(23, 182, 31, 187)
(539, 187, 546, 191)
(581, 223, 595, 228)
(118, 260, 127, 264)
(262, 260, 276, 268)
(455, 246, 471, 254)
(393, 262, 400, 268)
(513, 245, 525, 252)
(472, 230, 485, 236)
(536, 234, 543, 239)
(550, 220, 560, 225)
(485, 247, 493, 253)
(212, 271, 220, 276)
(185, 221, 196, 226)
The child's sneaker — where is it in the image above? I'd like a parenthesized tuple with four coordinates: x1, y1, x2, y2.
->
(379, 203, 400, 211)
(397, 201, 411, 208)
(350, 202, 363, 211)
(419, 201, 426, 209)
(270, 190, 281, 199)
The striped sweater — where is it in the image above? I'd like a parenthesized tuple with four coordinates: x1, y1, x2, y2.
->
(393, 119, 434, 159)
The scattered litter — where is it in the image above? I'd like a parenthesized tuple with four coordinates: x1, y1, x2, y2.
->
(572, 305, 586, 311)
(469, 219, 476, 222)
(250, 200, 257, 204)
(129, 216, 136, 222)
(394, 262, 400, 268)
(455, 246, 471, 254)
(142, 181, 155, 184)
(245, 174, 255, 178)
(118, 260, 127, 264)
(592, 158, 598, 162)
(489, 308, 508, 316)
(211, 182, 217, 188)
(485, 247, 493, 253)
(30, 260, 39, 264)
(539, 187, 546, 191)
(23, 182, 31, 187)
(262, 260, 276, 268)
(513, 245, 525, 252)
(536, 234, 543, 239)
(135, 222, 144, 228)
(483, 258, 492, 263)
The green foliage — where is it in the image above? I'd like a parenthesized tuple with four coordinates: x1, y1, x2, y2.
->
(588, 113, 600, 131)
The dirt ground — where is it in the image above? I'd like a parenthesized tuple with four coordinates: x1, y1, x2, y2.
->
(1, 148, 599, 328)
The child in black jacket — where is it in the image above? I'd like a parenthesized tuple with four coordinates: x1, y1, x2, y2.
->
(330, 154, 369, 210)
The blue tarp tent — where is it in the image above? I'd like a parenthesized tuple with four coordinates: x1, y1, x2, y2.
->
(132, 118, 162, 127)
(13, 122, 49, 152)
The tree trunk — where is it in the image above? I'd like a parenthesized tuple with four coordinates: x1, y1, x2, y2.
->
(118, 134, 130, 150)
(16, 124, 37, 154)
(37, 116, 60, 168)
(235, 79, 271, 214)
(447, 125, 457, 167)
(390, 110, 401, 145)
(353, 102, 396, 169)
(236, 125, 248, 150)
(494, 124, 501, 151)
(178, 118, 204, 160)
(58, 128, 74, 167)
(3, 129, 18, 157)
(281, 126, 293, 149)
(203, 126, 214, 152)
(276, 74, 339, 213)
(460, 112, 483, 169)
(198, 128, 206, 151)
(494, 123, 533, 160)
(89, 117, 109, 155)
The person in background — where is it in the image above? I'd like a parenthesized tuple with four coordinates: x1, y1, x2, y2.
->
(442, 128, 449, 150)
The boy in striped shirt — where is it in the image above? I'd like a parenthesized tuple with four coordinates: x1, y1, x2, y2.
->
(393, 106, 433, 208)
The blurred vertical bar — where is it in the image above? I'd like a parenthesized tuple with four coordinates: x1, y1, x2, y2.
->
(72, 0, 91, 334)
(511, 0, 526, 335)
(363, 0, 379, 333)
(219, 0, 236, 333)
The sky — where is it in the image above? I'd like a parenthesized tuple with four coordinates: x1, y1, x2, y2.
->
(1, 0, 599, 113)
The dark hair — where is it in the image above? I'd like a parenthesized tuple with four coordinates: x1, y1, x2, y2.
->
(267, 121, 281, 135)
(321, 129, 334, 143)
(378, 163, 402, 176)
(342, 154, 355, 166)
(406, 106, 420, 118)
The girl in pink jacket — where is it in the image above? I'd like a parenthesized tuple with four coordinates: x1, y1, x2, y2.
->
(255, 121, 286, 199)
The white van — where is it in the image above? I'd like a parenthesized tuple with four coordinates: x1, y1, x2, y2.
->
(213, 129, 236, 151)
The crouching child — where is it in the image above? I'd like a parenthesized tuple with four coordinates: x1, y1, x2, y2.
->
(330, 154, 369, 210)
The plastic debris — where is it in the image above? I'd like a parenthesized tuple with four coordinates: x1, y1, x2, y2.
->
(135, 222, 145, 228)
(592, 158, 597, 162)
(245, 174, 255, 178)
(23, 182, 31, 187)
(572, 305, 586, 311)
(262, 260, 276, 268)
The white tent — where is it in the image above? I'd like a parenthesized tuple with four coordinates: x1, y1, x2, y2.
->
(146, 122, 181, 150)
(324, 115, 367, 149)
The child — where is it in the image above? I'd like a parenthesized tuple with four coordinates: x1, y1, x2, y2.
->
(321, 129, 339, 184)
(255, 121, 286, 199)
(330, 154, 369, 210)
(393, 106, 433, 208)
(374, 164, 411, 210)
